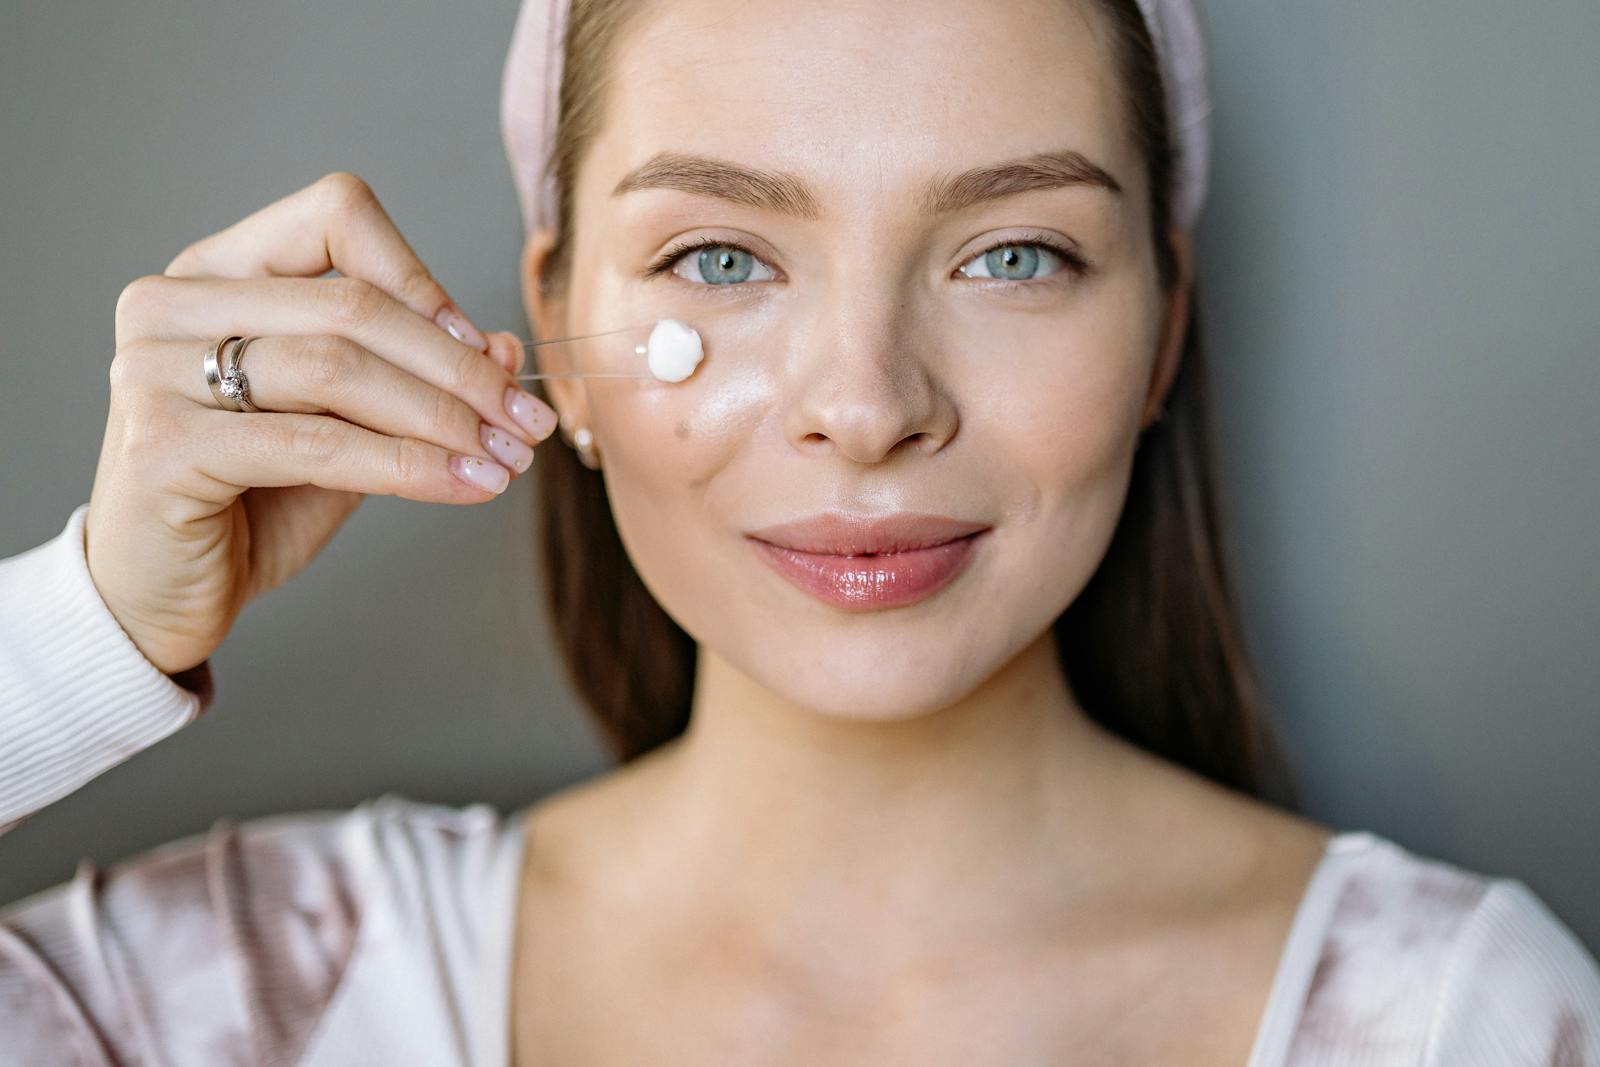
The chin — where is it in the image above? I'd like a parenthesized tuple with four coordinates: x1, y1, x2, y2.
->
(734, 625, 1021, 722)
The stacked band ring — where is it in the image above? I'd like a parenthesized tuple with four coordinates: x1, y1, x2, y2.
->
(204, 335, 262, 412)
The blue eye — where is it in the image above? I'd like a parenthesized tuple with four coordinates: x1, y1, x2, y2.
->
(666, 243, 777, 285)
(698, 247, 752, 284)
(957, 241, 1070, 282)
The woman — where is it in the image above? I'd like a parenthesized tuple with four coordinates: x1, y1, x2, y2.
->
(2, 0, 1597, 1062)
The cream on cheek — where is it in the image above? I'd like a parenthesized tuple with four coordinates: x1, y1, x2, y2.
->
(579, 314, 783, 645)
(582, 267, 791, 447)
(642, 319, 703, 381)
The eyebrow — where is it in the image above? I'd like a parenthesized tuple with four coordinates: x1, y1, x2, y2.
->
(610, 148, 1123, 219)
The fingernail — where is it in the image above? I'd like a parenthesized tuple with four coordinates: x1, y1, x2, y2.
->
(436, 303, 489, 352)
(449, 453, 510, 494)
(480, 422, 534, 474)
(504, 386, 557, 442)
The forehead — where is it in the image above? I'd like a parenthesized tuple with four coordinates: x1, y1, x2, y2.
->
(593, 0, 1137, 210)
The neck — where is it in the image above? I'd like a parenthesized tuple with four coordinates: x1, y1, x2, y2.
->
(627, 632, 1141, 955)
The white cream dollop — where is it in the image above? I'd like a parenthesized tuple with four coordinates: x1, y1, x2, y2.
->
(645, 318, 704, 383)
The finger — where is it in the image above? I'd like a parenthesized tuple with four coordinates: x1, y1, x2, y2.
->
(488, 331, 526, 375)
(187, 407, 516, 503)
(162, 171, 492, 354)
(133, 335, 537, 478)
(115, 273, 558, 449)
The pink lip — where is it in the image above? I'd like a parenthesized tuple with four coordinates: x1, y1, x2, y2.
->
(746, 512, 990, 611)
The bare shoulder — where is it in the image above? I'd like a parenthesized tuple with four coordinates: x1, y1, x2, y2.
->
(1068, 738, 1339, 1062)
(515, 738, 681, 886)
(1101, 730, 1336, 896)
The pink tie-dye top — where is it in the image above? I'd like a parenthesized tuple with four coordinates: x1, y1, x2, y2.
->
(3, 503, 1598, 1065)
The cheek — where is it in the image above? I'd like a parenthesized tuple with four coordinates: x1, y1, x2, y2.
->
(555, 251, 797, 641)
(593, 383, 741, 488)
(1005, 362, 1141, 485)
(978, 283, 1162, 496)
(581, 379, 758, 643)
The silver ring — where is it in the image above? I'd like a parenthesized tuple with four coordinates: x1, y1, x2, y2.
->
(204, 335, 245, 411)
(221, 336, 261, 413)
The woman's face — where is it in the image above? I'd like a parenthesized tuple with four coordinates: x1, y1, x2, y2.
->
(528, 0, 1188, 720)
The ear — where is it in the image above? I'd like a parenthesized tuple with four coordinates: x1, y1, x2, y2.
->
(1141, 226, 1193, 431)
(521, 226, 589, 439)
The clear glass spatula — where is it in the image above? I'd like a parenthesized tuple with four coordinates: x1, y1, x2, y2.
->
(511, 319, 703, 383)
(511, 325, 653, 380)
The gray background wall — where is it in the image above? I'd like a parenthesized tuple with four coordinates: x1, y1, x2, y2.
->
(2, 1, 1596, 953)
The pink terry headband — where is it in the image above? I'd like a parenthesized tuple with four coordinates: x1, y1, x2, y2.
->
(500, 0, 1212, 235)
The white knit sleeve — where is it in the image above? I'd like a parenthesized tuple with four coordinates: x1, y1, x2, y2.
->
(1421, 877, 1600, 1064)
(0, 503, 211, 835)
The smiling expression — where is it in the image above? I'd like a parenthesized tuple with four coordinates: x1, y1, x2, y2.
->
(526, 0, 1187, 720)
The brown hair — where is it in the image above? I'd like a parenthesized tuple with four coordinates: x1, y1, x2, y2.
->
(528, 0, 1299, 805)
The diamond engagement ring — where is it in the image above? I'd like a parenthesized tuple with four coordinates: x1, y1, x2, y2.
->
(204, 335, 263, 412)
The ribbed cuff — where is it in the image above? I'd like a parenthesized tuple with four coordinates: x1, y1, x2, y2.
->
(0, 503, 210, 827)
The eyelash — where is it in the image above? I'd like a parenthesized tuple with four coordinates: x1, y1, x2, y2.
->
(641, 233, 1090, 286)
(642, 236, 758, 282)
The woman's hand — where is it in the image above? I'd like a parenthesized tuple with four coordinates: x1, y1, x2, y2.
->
(85, 171, 555, 677)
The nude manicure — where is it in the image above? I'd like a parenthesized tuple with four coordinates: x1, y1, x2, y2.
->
(480, 422, 533, 474)
(504, 386, 557, 442)
(449, 454, 510, 494)
(435, 303, 489, 352)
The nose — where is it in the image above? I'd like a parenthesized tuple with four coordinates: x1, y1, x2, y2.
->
(782, 292, 960, 464)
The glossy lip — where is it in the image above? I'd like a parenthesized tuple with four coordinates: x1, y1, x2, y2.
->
(745, 512, 991, 612)
(746, 512, 991, 555)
